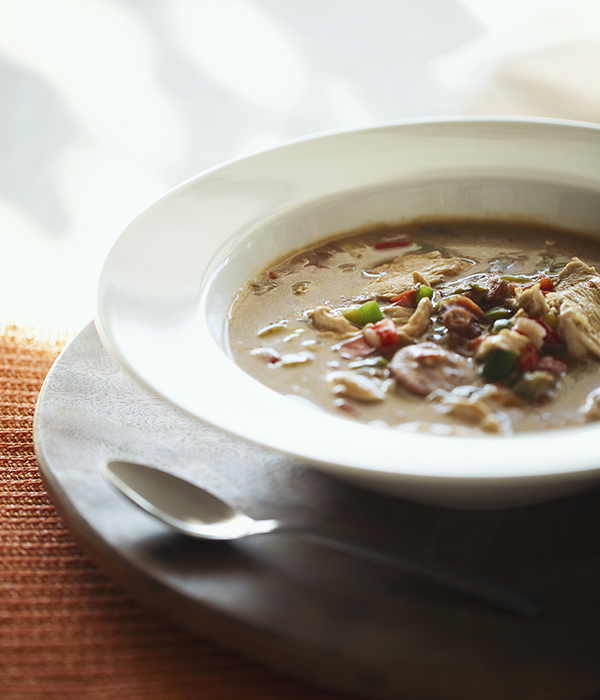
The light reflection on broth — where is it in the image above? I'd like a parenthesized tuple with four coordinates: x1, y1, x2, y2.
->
(227, 219, 600, 436)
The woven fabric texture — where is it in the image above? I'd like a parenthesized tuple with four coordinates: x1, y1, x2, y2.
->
(0, 326, 344, 700)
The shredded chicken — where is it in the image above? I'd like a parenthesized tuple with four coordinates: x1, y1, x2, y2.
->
(400, 297, 433, 338)
(476, 383, 525, 408)
(546, 259, 600, 360)
(555, 303, 600, 360)
(361, 251, 473, 299)
(435, 394, 504, 433)
(279, 351, 314, 366)
(413, 270, 431, 286)
(382, 298, 434, 348)
(475, 328, 531, 360)
(517, 283, 549, 317)
(383, 305, 414, 324)
(512, 315, 546, 350)
(581, 388, 600, 422)
(479, 413, 506, 433)
(326, 371, 386, 402)
(310, 306, 357, 337)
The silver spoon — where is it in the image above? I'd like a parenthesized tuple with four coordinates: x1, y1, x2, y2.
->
(101, 460, 550, 618)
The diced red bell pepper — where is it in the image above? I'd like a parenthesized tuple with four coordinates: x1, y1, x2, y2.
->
(363, 318, 400, 348)
(538, 355, 568, 375)
(375, 239, 413, 249)
(332, 335, 376, 360)
(523, 276, 553, 293)
(519, 343, 540, 373)
(532, 317, 563, 346)
(390, 289, 417, 307)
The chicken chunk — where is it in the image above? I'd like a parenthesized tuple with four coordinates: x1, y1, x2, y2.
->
(581, 388, 600, 422)
(310, 306, 357, 337)
(546, 259, 600, 360)
(400, 297, 433, 338)
(512, 315, 546, 350)
(475, 328, 531, 361)
(435, 394, 504, 433)
(361, 251, 473, 299)
(326, 371, 386, 402)
(517, 282, 549, 317)
(413, 270, 431, 286)
(380, 298, 434, 348)
(383, 305, 414, 324)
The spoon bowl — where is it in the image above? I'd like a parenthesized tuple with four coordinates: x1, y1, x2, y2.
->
(102, 460, 278, 540)
(101, 459, 550, 618)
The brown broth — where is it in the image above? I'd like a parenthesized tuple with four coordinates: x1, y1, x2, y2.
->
(226, 219, 600, 435)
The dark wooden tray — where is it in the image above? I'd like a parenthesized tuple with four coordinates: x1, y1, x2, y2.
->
(34, 323, 600, 700)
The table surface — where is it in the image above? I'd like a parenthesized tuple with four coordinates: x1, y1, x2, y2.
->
(1, 324, 350, 700)
(32, 323, 600, 700)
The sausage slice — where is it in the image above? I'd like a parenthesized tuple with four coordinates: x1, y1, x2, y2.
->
(390, 342, 477, 397)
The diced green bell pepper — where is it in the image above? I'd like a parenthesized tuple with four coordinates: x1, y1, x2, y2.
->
(415, 285, 434, 304)
(360, 300, 384, 324)
(485, 306, 514, 321)
(342, 300, 383, 326)
(542, 311, 558, 330)
(482, 348, 517, 381)
(501, 274, 535, 283)
(342, 307, 365, 326)
(513, 371, 556, 402)
(492, 318, 513, 334)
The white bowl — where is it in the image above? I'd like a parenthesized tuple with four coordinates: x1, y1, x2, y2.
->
(96, 117, 600, 508)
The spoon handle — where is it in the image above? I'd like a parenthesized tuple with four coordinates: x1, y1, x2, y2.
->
(280, 527, 549, 618)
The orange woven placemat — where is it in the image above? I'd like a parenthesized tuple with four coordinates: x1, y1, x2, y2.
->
(0, 326, 345, 700)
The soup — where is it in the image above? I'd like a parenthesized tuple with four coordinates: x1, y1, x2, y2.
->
(226, 219, 600, 435)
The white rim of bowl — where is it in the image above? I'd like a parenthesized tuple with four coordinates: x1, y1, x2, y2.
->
(96, 116, 600, 484)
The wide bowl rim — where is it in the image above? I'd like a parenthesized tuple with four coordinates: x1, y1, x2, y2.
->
(95, 115, 600, 503)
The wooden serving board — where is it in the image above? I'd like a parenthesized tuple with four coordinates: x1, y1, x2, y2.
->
(34, 323, 600, 700)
